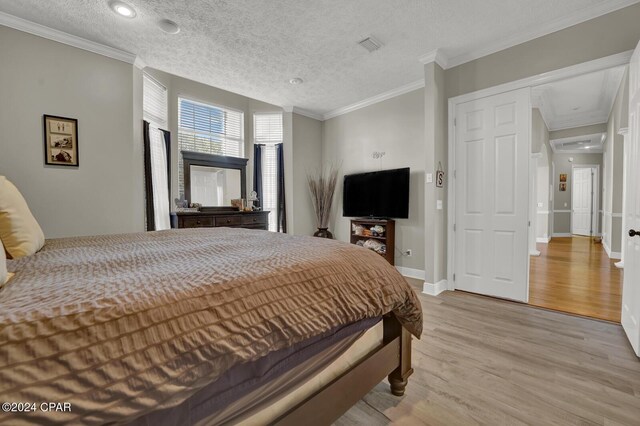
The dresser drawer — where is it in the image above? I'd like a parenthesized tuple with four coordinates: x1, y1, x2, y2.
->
(181, 217, 214, 228)
(241, 215, 267, 225)
(215, 215, 243, 226)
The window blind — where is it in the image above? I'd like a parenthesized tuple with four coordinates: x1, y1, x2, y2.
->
(254, 113, 283, 232)
(179, 98, 244, 197)
(254, 113, 283, 144)
(143, 74, 168, 129)
(178, 98, 244, 157)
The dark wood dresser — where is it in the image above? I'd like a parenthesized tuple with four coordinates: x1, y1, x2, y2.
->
(171, 209, 270, 230)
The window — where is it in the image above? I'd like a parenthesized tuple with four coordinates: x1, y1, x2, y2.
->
(178, 98, 244, 196)
(143, 74, 170, 231)
(254, 113, 283, 232)
(143, 74, 168, 128)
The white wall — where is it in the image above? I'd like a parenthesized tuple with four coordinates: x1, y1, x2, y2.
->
(0, 26, 144, 238)
(532, 108, 551, 242)
(602, 68, 628, 257)
(322, 90, 425, 272)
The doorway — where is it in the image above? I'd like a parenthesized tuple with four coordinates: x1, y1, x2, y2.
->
(571, 166, 599, 237)
(448, 53, 629, 324)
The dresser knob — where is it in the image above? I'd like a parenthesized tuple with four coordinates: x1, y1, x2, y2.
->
(227, 219, 231, 223)
(196, 220, 201, 225)
(253, 218, 256, 222)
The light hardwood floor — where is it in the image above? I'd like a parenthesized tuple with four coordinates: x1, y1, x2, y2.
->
(529, 237, 622, 322)
(336, 279, 640, 425)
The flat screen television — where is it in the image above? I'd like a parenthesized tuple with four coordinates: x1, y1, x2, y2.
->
(342, 167, 410, 219)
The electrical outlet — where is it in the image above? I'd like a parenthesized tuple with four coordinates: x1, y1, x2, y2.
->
(404, 249, 412, 257)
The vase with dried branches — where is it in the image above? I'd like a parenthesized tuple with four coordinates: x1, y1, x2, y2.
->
(307, 165, 338, 238)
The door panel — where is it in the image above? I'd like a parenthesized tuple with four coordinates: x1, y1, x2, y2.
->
(622, 40, 640, 356)
(454, 88, 530, 302)
(572, 167, 593, 236)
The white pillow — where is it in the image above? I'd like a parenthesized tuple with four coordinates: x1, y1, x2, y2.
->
(0, 176, 45, 259)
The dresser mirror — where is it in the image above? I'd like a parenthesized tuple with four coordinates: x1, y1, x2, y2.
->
(182, 151, 247, 208)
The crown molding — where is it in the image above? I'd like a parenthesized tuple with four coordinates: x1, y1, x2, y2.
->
(292, 107, 323, 121)
(133, 56, 147, 70)
(443, 0, 640, 69)
(418, 48, 448, 69)
(323, 79, 424, 121)
(0, 11, 137, 64)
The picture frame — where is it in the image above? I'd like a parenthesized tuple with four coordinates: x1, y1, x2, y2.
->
(559, 182, 567, 192)
(43, 115, 78, 167)
(559, 173, 567, 182)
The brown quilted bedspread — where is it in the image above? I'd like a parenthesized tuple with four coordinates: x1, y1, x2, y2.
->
(0, 228, 422, 425)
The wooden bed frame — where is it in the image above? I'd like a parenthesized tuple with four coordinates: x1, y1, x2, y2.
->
(273, 314, 413, 425)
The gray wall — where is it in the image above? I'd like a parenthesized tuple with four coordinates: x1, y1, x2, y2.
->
(0, 26, 144, 238)
(322, 89, 426, 272)
(445, 4, 640, 99)
(292, 113, 323, 236)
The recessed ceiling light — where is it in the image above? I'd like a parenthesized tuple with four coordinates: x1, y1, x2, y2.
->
(110, 1, 136, 18)
(289, 78, 303, 85)
(158, 19, 180, 34)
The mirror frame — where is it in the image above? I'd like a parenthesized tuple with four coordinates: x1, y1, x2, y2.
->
(182, 151, 248, 207)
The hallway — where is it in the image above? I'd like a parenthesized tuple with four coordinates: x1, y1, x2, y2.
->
(529, 237, 622, 322)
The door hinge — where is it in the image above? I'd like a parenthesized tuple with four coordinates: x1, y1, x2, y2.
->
(453, 273, 456, 281)
(454, 118, 457, 127)
(453, 224, 456, 232)
(454, 170, 457, 179)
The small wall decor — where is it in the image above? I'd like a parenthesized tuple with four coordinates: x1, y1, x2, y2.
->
(559, 173, 567, 182)
(43, 115, 78, 167)
(559, 183, 567, 192)
(436, 161, 445, 188)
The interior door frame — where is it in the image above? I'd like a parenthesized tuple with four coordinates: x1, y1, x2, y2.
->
(447, 50, 632, 293)
(570, 164, 600, 237)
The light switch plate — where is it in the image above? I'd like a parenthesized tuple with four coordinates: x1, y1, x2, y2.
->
(436, 200, 443, 210)
(426, 173, 433, 183)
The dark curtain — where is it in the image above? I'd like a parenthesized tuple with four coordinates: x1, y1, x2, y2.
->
(275, 143, 287, 233)
(143, 120, 171, 231)
(253, 144, 264, 209)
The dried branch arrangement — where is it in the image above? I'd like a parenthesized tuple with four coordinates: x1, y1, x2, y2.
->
(307, 165, 339, 229)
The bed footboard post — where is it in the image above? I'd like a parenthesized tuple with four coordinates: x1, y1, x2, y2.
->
(383, 314, 413, 396)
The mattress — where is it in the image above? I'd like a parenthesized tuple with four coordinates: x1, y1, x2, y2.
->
(128, 318, 382, 426)
(0, 228, 422, 425)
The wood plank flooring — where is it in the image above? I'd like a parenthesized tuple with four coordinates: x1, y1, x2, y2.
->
(529, 237, 622, 322)
(335, 279, 640, 425)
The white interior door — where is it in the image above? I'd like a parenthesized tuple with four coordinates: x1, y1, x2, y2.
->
(572, 167, 594, 236)
(622, 41, 640, 356)
(454, 88, 530, 302)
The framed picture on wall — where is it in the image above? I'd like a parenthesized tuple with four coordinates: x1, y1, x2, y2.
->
(559, 182, 567, 192)
(559, 173, 567, 182)
(43, 115, 78, 167)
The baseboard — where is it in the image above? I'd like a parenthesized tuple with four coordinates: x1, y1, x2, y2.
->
(552, 233, 572, 237)
(602, 240, 622, 260)
(395, 266, 425, 281)
(423, 280, 448, 296)
(529, 249, 541, 256)
(536, 236, 551, 244)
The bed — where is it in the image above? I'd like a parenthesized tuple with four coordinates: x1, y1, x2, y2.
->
(0, 227, 423, 425)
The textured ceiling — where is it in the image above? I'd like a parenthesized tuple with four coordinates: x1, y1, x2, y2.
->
(0, 0, 637, 116)
(532, 66, 626, 131)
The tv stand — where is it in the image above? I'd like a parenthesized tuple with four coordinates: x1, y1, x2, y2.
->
(349, 218, 395, 265)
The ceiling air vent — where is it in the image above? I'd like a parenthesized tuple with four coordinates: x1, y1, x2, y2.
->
(358, 36, 382, 53)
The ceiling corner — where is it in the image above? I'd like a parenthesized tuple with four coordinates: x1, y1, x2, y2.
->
(418, 48, 449, 69)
